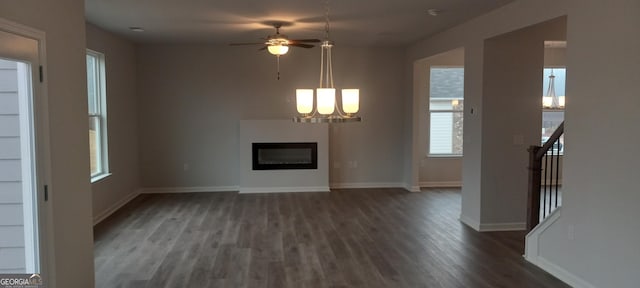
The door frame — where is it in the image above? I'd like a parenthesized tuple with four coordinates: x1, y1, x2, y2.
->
(0, 17, 54, 286)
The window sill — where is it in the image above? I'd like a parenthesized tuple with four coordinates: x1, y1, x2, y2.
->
(427, 154, 463, 158)
(91, 173, 112, 184)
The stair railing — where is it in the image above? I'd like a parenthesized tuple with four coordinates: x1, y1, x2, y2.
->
(527, 122, 564, 231)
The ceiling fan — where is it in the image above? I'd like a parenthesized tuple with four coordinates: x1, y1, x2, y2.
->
(230, 23, 321, 56)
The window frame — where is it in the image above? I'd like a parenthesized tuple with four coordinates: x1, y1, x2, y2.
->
(87, 49, 110, 182)
(428, 66, 464, 158)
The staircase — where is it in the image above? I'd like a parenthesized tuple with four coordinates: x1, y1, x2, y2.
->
(526, 122, 564, 231)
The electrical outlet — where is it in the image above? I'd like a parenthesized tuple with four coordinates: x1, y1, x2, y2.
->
(183, 163, 189, 171)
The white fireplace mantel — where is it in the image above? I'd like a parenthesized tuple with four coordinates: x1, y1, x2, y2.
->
(238, 120, 329, 193)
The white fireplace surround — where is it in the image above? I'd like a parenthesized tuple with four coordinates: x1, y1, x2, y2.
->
(239, 120, 329, 193)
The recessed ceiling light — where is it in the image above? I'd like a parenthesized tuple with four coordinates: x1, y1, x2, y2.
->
(129, 27, 145, 32)
(427, 9, 441, 16)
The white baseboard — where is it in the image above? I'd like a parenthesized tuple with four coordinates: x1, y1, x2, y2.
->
(329, 182, 404, 189)
(419, 181, 462, 188)
(238, 186, 330, 194)
(93, 190, 140, 225)
(459, 214, 481, 231)
(479, 222, 526, 232)
(139, 186, 239, 194)
(526, 255, 596, 288)
(406, 185, 421, 193)
(459, 215, 526, 232)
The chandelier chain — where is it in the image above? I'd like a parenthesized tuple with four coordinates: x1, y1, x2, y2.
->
(324, 0, 331, 39)
(319, 41, 324, 87)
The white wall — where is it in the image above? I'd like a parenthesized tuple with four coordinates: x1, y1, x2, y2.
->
(414, 48, 464, 187)
(533, 0, 640, 287)
(86, 23, 140, 224)
(0, 1, 95, 287)
(136, 44, 405, 190)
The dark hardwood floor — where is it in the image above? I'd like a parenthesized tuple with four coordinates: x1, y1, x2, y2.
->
(94, 188, 569, 288)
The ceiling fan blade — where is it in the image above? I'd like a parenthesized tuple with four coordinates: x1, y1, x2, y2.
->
(290, 38, 321, 43)
(229, 42, 265, 46)
(258, 46, 267, 51)
(290, 43, 315, 49)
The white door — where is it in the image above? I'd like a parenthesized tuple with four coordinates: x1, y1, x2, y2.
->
(0, 19, 50, 281)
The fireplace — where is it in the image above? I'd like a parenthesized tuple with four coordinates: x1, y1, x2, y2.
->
(252, 142, 318, 170)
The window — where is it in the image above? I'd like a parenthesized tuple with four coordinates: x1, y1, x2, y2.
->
(542, 67, 565, 153)
(429, 67, 464, 156)
(87, 50, 109, 181)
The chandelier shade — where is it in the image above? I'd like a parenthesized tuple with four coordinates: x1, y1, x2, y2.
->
(296, 89, 314, 114)
(316, 88, 336, 115)
(341, 89, 359, 114)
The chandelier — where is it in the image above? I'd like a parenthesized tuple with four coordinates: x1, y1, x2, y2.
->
(543, 69, 565, 109)
(293, 0, 361, 123)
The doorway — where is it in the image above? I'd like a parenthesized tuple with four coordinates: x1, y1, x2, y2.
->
(415, 48, 465, 189)
(0, 19, 50, 280)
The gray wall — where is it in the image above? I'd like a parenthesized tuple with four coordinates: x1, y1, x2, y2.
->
(536, 0, 640, 286)
(407, 0, 640, 285)
(86, 23, 140, 224)
(481, 17, 566, 225)
(0, 1, 95, 287)
(136, 45, 405, 190)
(406, 0, 569, 228)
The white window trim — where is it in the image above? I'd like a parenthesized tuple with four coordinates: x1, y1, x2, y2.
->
(87, 49, 110, 183)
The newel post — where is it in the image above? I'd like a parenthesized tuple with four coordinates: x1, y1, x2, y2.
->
(527, 145, 542, 231)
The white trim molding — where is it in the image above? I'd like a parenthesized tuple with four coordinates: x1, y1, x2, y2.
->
(479, 222, 526, 232)
(459, 214, 481, 231)
(525, 256, 596, 288)
(139, 186, 239, 194)
(523, 207, 594, 288)
(419, 181, 462, 188)
(330, 182, 405, 189)
(239, 186, 330, 194)
(405, 185, 422, 193)
(93, 190, 139, 225)
(459, 215, 526, 232)
(525, 207, 561, 259)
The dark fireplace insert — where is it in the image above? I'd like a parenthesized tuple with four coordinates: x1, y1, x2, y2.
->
(252, 142, 318, 170)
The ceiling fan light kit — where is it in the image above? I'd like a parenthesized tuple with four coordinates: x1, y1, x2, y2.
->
(293, 0, 361, 123)
(267, 44, 289, 55)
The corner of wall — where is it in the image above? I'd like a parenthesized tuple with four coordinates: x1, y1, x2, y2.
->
(92, 189, 140, 225)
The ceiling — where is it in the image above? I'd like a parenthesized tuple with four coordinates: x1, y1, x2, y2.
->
(85, 0, 514, 47)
